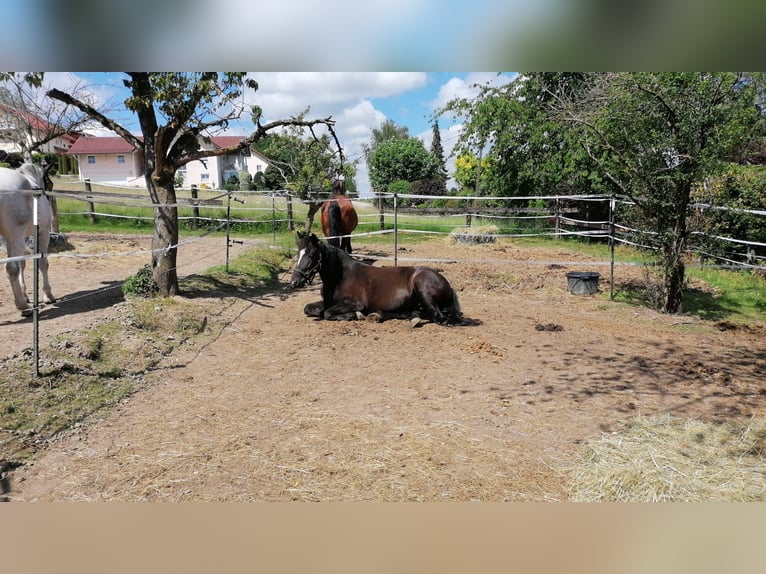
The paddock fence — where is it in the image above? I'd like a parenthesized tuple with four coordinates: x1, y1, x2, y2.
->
(2, 180, 765, 376)
(5, 180, 766, 276)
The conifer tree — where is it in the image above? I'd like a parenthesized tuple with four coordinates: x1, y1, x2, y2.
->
(430, 120, 448, 195)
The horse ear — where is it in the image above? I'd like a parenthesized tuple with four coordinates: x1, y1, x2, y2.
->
(296, 231, 305, 242)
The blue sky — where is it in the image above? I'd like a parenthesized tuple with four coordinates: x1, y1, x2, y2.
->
(46, 72, 516, 193)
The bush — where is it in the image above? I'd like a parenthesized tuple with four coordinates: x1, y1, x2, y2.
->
(122, 264, 159, 297)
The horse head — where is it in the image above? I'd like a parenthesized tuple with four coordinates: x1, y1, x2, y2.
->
(332, 175, 346, 196)
(17, 162, 54, 192)
(291, 232, 323, 288)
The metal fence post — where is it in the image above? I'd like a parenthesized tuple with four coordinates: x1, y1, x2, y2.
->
(32, 194, 40, 378)
(394, 193, 398, 266)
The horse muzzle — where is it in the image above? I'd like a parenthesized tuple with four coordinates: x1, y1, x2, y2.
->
(290, 263, 319, 288)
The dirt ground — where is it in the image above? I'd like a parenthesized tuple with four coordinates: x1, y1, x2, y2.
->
(3, 232, 765, 501)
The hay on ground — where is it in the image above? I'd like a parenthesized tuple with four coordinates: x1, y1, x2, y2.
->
(449, 225, 498, 245)
(569, 415, 766, 502)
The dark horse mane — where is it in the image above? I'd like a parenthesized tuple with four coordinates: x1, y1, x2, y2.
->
(305, 237, 353, 303)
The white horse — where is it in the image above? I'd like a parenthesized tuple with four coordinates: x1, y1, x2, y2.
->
(0, 163, 56, 316)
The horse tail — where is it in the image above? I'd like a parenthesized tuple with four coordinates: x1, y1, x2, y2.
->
(442, 289, 466, 325)
(327, 199, 343, 249)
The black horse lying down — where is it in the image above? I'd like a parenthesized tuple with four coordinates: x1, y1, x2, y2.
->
(290, 232, 466, 325)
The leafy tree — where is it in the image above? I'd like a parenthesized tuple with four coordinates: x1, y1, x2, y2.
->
(364, 119, 410, 160)
(255, 127, 356, 231)
(0, 73, 92, 159)
(255, 129, 353, 196)
(367, 137, 438, 203)
(691, 163, 766, 263)
(48, 73, 338, 296)
(1, 73, 100, 231)
(453, 152, 490, 194)
(442, 73, 597, 197)
(446, 72, 764, 314)
(557, 73, 763, 313)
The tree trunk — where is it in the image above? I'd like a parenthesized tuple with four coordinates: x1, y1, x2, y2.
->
(149, 177, 180, 296)
(304, 201, 321, 233)
(659, 234, 686, 314)
(660, 192, 690, 314)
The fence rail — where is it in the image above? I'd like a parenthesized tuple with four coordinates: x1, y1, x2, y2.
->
(3, 180, 765, 377)
(27, 179, 766, 270)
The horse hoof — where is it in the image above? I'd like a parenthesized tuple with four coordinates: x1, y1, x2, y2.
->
(21, 308, 33, 317)
(366, 312, 382, 323)
(410, 317, 427, 328)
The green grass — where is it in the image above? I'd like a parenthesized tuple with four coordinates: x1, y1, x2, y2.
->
(182, 243, 291, 296)
(0, 245, 294, 466)
(51, 176, 296, 235)
(684, 267, 766, 322)
(50, 177, 764, 324)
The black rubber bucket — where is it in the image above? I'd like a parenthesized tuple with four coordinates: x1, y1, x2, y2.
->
(566, 271, 600, 295)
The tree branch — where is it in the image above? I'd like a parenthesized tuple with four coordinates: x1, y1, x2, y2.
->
(47, 88, 142, 149)
(177, 116, 338, 168)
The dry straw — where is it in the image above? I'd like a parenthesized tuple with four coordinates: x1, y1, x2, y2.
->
(449, 225, 499, 245)
(569, 414, 766, 502)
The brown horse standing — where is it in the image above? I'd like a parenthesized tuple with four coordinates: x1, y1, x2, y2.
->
(320, 178, 358, 254)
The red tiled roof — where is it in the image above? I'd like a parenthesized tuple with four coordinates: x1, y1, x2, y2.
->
(208, 135, 245, 149)
(69, 136, 245, 154)
(0, 102, 52, 132)
(68, 136, 139, 154)
(66, 134, 253, 155)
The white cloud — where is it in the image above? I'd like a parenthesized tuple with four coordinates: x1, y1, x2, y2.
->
(59, 72, 508, 194)
(244, 73, 429, 195)
(240, 72, 515, 195)
(248, 73, 427, 120)
(432, 73, 516, 121)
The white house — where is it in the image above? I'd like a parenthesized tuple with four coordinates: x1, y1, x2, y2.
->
(178, 135, 270, 189)
(67, 136, 144, 183)
(67, 134, 269, 188)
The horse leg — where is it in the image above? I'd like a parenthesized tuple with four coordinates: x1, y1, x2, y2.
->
(18, 258, 28, 303)
(322, 301, 362, 321)
(341, 236, 352, 254)
(36, 227, 55, 304)
(419, 296, 447, 323)
(4, 233, 32, 314)
(5, 260, 32, 315)
(38, 253, 56, 304)
(304, 301, 325, 318)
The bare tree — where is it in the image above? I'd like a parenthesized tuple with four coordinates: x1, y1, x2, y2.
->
(0, 73, 95, 158)
(48, 73, 340, 296)
(1, 73, 102, 231)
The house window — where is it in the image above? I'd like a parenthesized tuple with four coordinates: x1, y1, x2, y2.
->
(117, 154, 125, 164)
(200, 173, 209, 182)
(87, 155, 95, 164)
(256, 165, 262, 172)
